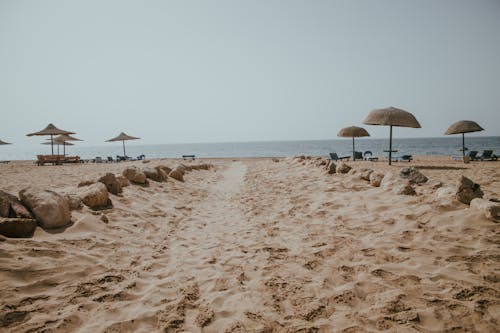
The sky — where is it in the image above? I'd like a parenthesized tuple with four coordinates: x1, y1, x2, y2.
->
(1, 0, 499, 148)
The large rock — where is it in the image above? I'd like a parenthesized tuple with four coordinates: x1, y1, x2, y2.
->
(455, 176, 483, 204)
(370, 172, 384, 187)
(19, 188, 71, 229)
(65, 194, 82, 210)
(470, 198, 500, 221)
(169, 168, 185, 182)
(360, 168, 374, 181)
(98, 173, 122, 195)
(143, 167, 164, 182)
(393, 182, 416, 195)
(337, 162, 351, 174)
(174, 165, 187, 175)
(435, 187, 455, 201)
(0, 190, 33, 219)
(78, 183, 111, 210)
(157, 165, 172, 174)
(116, 175, 130, 188)
(0, 218, 37, 238)
(327, 162, 336, 174)
(399, 167, 428, 184)
(380, 171, 397, 190)
(155, 167, 169, 181)
(122, 167, 147, 184)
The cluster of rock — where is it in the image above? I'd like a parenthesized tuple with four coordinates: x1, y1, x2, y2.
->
(322, 160, 498, 222)
(0, 162, 213, 238)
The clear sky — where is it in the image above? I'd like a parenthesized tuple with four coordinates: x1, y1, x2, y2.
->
(1, 0, 499, 147)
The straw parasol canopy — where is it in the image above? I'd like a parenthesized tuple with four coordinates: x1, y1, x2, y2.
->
(363, 106, 421, 165)
(27, 123, 75, 155)
(337, 126, 370, 160)
(0, 139, 12, 145)
(106, 132, 140, 157)
(444, 120, 484, 158)
(53, 134, 83, 156)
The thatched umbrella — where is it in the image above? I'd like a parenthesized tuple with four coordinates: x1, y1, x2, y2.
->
(53, 134, 82, 156)
(337, 126, 370, 160)
(444, 120, 484, 158)
(27, 123, 75, 155)
(0, 139, 12, 145)
(106, 132, 140, 157)
(363, 106, 421, 165)
(42, 139, 74, 155)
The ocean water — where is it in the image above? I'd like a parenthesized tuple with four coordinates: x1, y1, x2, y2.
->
(1, 137, 500, 161)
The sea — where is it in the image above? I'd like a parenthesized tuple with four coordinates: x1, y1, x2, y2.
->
(1, 137, 500, 161)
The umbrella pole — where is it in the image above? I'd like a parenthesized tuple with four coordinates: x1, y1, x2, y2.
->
(123, 140, 126, 157)
(63, 143, 66, 156)
(352, 136, 355, 161)
(51, 134, 54, 156)
(389, 125, 393, 166)
(57, 144, 59, 155)
(462, 133, 465, 158)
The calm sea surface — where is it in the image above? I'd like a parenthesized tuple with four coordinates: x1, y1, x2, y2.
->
(2, 137, 500, 161)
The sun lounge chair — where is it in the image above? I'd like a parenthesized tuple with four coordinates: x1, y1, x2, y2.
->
(63, 156, 81, 163)
(107, 156, 115, 163)
(0, 160, 10, 164)
(353, 151, 363, 161)
(468, 151, 479, 161)
(479, 150, 498, 161)
(392, 155, 413, 162)
(364, 151, 378, 161)
(137, 154, 146, 160)
(329, 153, 350, 161)
(93, 156, 103, 163)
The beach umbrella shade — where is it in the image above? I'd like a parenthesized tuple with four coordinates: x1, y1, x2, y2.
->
(444, 120, 484, 158)
(363, 106, 421, 165)
(27, 123, 75, 155)
(0, 139, 12, 145)
(337, 126, 370, 160)
(106, 132, 140, 157)
(53, 134, 83, 156)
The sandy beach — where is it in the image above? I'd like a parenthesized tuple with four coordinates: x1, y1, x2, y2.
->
(0, 157, 499, 332)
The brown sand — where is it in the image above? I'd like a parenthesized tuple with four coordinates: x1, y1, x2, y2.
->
(0, 157, 499, 332)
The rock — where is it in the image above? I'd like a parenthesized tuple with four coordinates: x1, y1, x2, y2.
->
(337, 162, 351, 174)
(0, 218, 37, 238)
(455, 176, 483, 204)
(0, 190, 33, 219)
(393, 182, 416, 195)
(399, 167, 428, 184)
(155, 166, 169, 181)
(98, 173, 122, 195)
(78, 183, 111, 210)
(19, 188, 71, 229)
(123, 167, 147, 184)
(169, 168, 185, 182)
(181, 164, 193, 172)
(65, 194, 82, 210)
(360, 169, 374, 181)
(142, 160, 150, 163)
(0, 235, 5, 241)
(380, 171, 397, 190)
(157, 165, 172, 174)
(116, 175, 130, 187)
(78, 179, 95, 187)
(100, 214, 109, 223)
(143, 167, 164, 182)
(198, 163, 211, 170)
(470, 198, 500, 221)
(370, 172, 384, 187)
(327, 162, 336, 174)
(272, 158, 280, 163)
(175, 165, 187, 174)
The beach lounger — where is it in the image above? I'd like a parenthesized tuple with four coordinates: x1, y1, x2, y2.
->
(0, 161, 10, 164)
(329, 153, 350, 161)
(93, 157, 103, 163)
(363, 151, 379, 161)
(137, 154, 146, 160)
(63, 156, 81, 163)
(468, 151, 479, 161)
(353, 151, 363, 161)
(182, 155, 195, 160)
(479, 150, 498, 161)
(392, 155, 413, 162)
